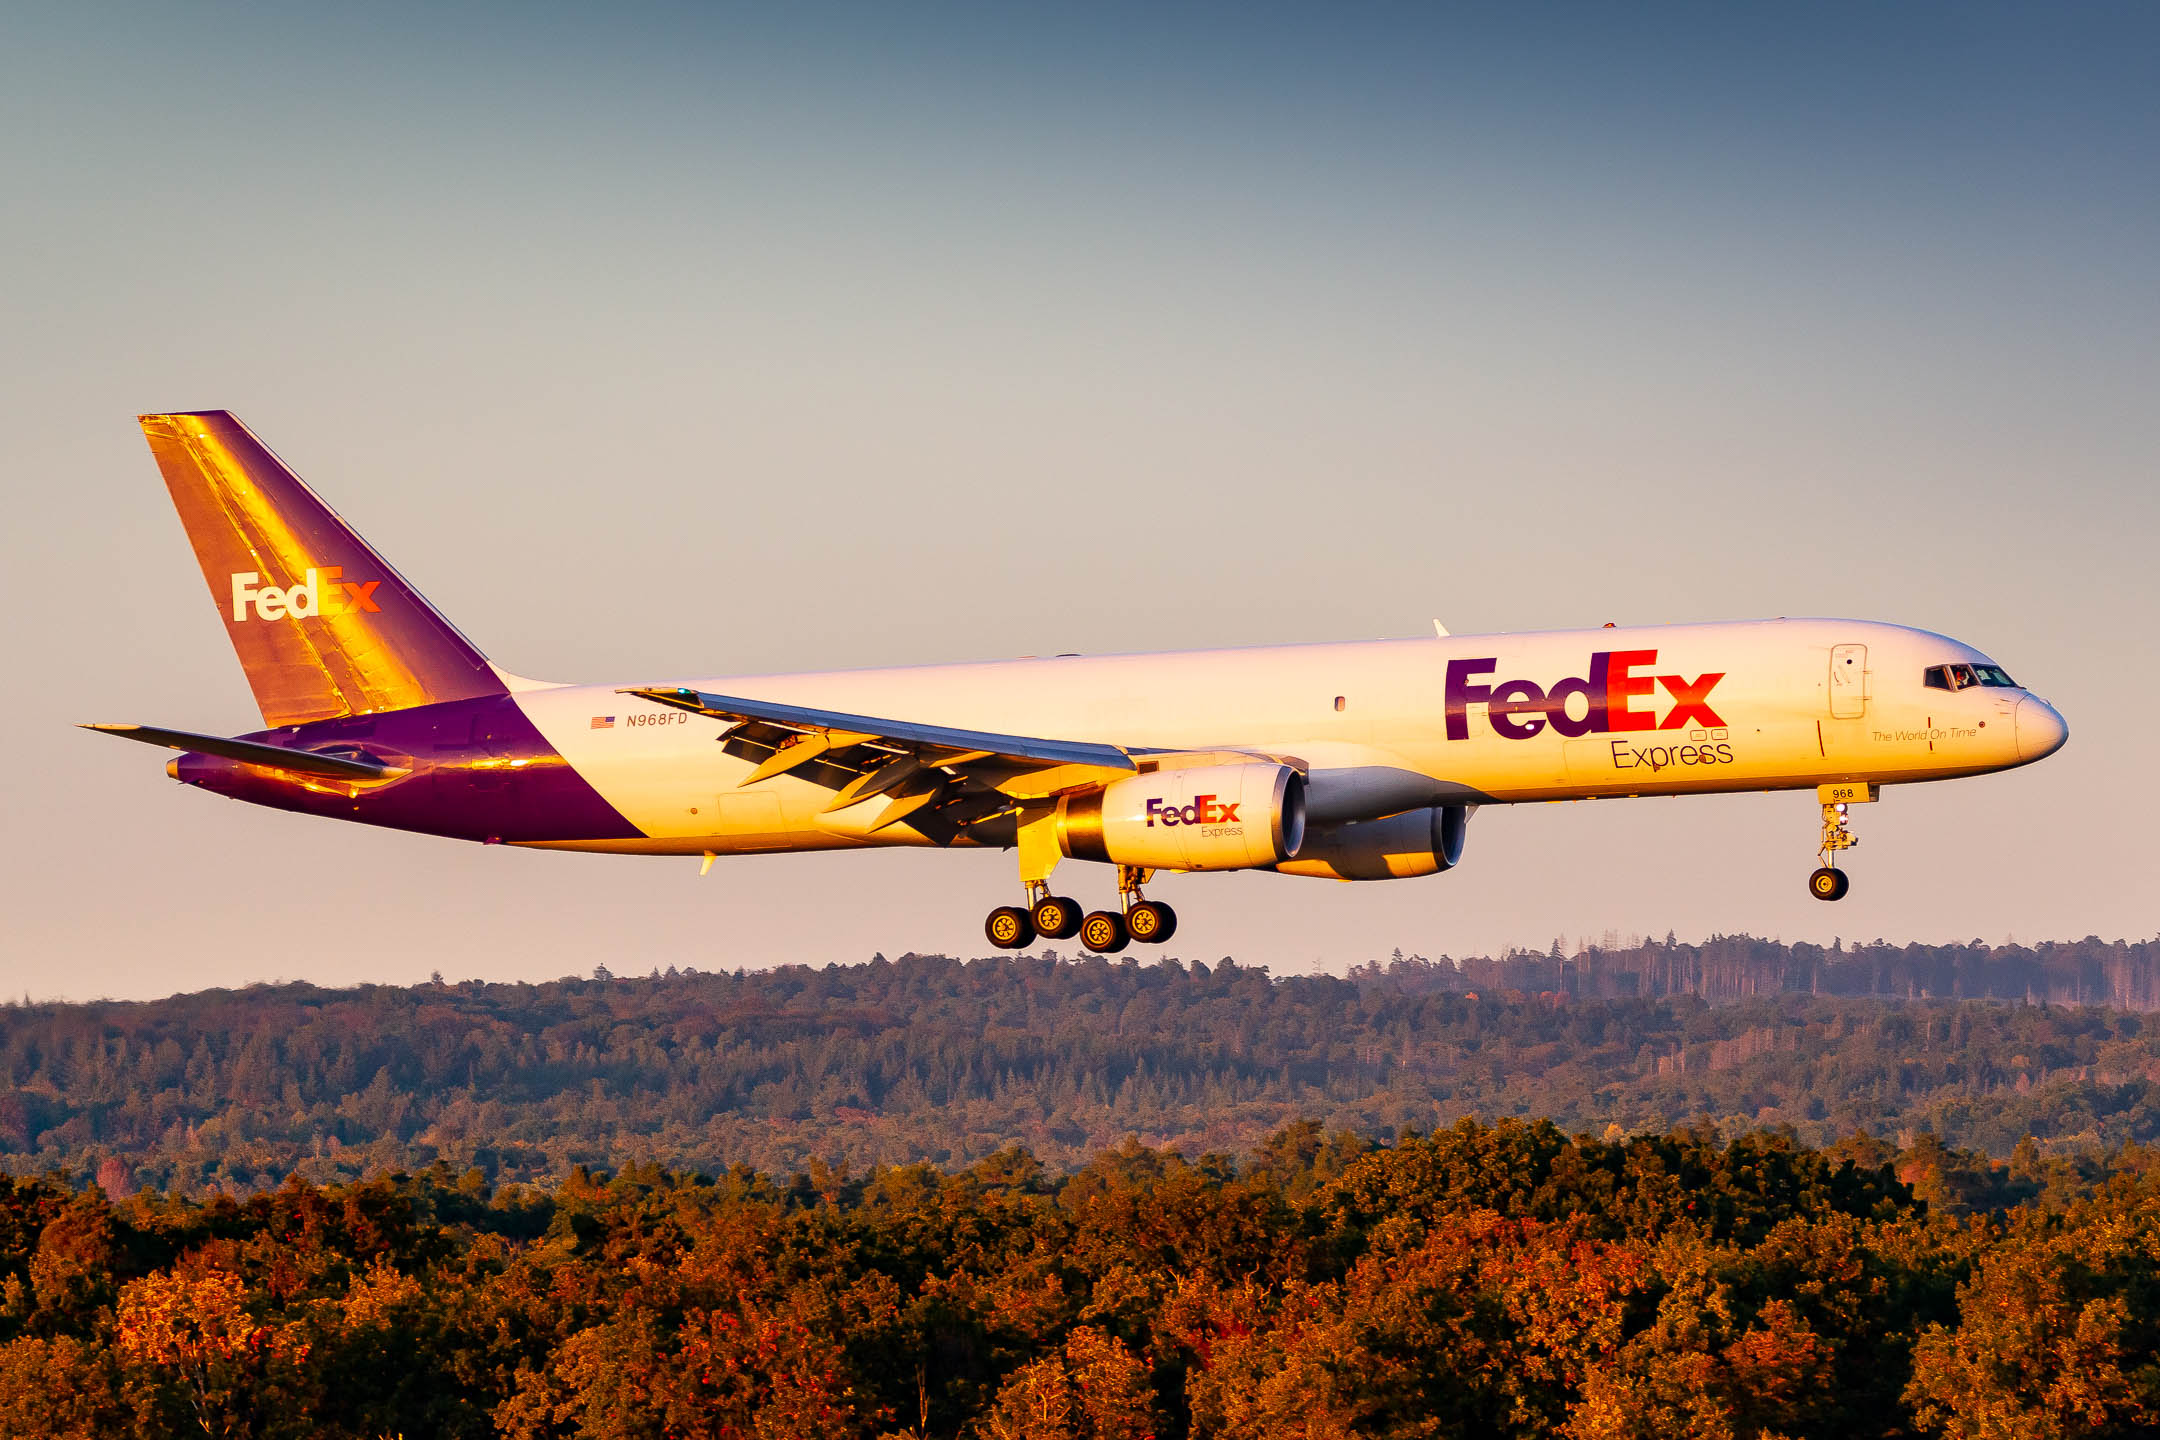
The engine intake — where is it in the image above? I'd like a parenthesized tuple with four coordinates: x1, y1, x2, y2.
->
(1274, 804, 1469, 881)
(1058, 763, 1306, 872)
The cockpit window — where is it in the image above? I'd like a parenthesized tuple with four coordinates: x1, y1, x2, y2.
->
(1924, 662, 2018, 691)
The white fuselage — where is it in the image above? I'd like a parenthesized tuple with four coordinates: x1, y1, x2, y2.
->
(508, 617, 2062, 858)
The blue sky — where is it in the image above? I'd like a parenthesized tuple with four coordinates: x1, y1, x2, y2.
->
(3, 2, 2155, 997)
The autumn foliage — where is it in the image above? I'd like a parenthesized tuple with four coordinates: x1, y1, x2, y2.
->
(2, 1119, 2159, 1438)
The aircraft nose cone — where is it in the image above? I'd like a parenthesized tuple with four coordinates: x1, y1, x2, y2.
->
(2015, 696, 2069, 763)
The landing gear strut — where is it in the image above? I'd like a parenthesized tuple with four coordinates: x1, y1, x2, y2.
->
(1810, 799, 1858, 902)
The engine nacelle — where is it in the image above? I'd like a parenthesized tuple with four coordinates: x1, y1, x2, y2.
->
(1058, 763, 1306, 872)
(1274, 804, 1469, 881)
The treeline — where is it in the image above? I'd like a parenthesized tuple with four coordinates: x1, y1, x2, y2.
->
(1404, 932, 2160, 1008)
(8, 943, 2160, 1193)
(5, 1120, 2158, 1438)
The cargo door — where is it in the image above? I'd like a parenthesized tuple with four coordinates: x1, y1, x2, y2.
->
(1828, 644, 1869, 719)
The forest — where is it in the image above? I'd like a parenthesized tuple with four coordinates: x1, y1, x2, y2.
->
(6, 1118, 2159, 1438)
(4, 935, 2159, 1193)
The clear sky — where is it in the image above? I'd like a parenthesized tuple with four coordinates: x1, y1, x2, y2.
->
(3, 2, 2155, 1001)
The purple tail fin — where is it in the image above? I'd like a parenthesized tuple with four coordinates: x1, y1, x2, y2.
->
(140, 411, 506, 726)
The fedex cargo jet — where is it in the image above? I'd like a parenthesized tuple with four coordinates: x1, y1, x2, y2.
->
(88, 412, 2068, 952)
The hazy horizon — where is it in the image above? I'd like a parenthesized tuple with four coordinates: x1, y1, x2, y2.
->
(4, 3, 2156, 1002)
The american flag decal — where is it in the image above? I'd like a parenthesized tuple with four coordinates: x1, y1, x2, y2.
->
(590, 715, 615, 729)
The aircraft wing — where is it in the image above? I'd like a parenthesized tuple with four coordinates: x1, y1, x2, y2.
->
(620, 685, 1142, 840)
(80, 723, 405, 781)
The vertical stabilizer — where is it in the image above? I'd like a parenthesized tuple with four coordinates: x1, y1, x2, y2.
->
(140, 411, 506, 726)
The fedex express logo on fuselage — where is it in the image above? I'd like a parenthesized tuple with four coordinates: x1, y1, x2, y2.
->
(1445, 651, 1725, 741)
(229, 569, 381, 623)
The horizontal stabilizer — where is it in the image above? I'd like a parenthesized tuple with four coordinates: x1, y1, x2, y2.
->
(80, 723, 405, 781)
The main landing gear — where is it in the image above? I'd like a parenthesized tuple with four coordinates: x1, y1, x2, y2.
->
(984, 867, 1178, 953)
(1809, 796, 1859, 902)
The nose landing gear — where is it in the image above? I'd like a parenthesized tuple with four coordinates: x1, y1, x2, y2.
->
(1809, 796, 1860, 902)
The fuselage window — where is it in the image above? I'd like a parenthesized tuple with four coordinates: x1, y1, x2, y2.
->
(1924, 665, 1954, 690)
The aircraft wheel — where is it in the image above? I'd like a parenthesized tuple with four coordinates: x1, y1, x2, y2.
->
(1808, 867, 1850, 902)
(1125, 900, 1177, 944)
(985, 906, 1036, 948)
(1031, 895, 1083, 940)
(1079, 909, 1130, 954)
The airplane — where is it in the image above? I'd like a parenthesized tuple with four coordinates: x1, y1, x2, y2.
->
(86, 411, 2068, 953)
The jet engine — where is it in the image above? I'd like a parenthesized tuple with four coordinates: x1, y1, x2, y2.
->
(1274, 804, 1469, 881)
(1057, 762, 1306, 871)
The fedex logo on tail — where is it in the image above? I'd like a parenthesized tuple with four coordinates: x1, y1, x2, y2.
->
(229, 569, 381, 622)
(1446, 651, 1726, 741)
(1146, 794, 1241, 827)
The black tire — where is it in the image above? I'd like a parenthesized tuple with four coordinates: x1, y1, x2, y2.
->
(1079, 909, 1130, 954)
(1808, 867, 1850, 902)
(1125, 900, 1177, 944)
(1031, 895, 1082, 940)
(985, 906, 1036, 948)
